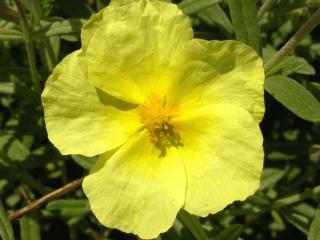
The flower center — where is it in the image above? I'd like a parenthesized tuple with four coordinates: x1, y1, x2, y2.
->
(139, 94, 180, 152)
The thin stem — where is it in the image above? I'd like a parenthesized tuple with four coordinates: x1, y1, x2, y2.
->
(14, 0, 41, 93)
(264, 9, 320, 73)
(8, 178, 84, 221)
(258, 0, 276, 19)
(29, 0, 57, 71)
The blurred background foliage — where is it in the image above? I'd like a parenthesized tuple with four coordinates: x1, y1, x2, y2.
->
(0, 0, 320, 239)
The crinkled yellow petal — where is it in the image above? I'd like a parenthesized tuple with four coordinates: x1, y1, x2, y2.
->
(82, 130, 186, 239)
(168, 40, 265, 123)
(83, 0, 193, 104)
(173, 104, 263, 216)
(41, 51, 142, 157)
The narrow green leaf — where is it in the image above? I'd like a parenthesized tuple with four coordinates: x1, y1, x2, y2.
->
(281, 57, 316, 76)
(0, 200, 14, 240)
(178, 0, 221, 15)
(0, 28, 23, 40)
(20, 214, 41, 240)
(32, 18, 85, 39)
(46, 199, 89, 218)
(178, 210, 209, 240)
(197, 4, 233, 35)
(0, 82, 14, 94)
(260, 167, 289, 190)
(263, 49, 315, 76)
(308, 203, 320, 240)
(280, 207, 311, 234)
(215, 224, 244, 240)
(228, 0, 261, 54)
(265, 75, 320, 122)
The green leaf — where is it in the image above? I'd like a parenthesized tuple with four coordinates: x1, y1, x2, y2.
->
(197, 4, 233, 35)
(308, 82, 320, 100)
(215, 224, 244, 240)
(265, 75, 320, 122)
(0, 28, 23, 41)
(32, 18, 85, 39)
(178, 0, 222, 15)
(228, 0, 261, 54)
(7, 139, 30, 162)
(71, 155, 97, 171)
(178, 210, 209, 240)
(20, 214, 41, 240)
(263, 49, 315, 76)
(309, 144, 320, 163)
(0, 200, 14, 240)
(307, 0, 320, 7)
(308, 203, 320, 240)
(281, 57, 316, 76)
(280, 206, 311, 234)
(260, 167, 289, 190)
(0, 82, 14, 94)
(46, 199, 89, 218)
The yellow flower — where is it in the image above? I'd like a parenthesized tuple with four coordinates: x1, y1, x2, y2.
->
(41, 0, 265, 239)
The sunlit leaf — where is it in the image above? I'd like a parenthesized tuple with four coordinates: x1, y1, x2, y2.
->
(197, 3, 233, 35)
(228, 0, 261, 54)
(265, 75, 320, 122)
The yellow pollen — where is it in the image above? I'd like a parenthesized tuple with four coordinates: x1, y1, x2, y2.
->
(138, 94, 180, 148)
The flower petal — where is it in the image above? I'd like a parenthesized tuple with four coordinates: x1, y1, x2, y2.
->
(82, 130, 186, 239)
(168, 40, 265, 123)
(41, 51, 142, 157)
(83, 0, 193, 104)
(173, 104, 263, 216)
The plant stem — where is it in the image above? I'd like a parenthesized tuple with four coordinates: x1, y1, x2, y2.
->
(258, 0, 276, 19)
(264, 9, 320, 73)
(8, 178, 84, 221)
(14, 0, 41, 93)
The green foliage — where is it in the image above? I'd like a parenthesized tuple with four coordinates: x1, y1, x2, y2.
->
(215, 224, 244, 240)
(308, 203, 320, 240)
(0, 0, 320, 239)
(178, 0, 222, 15)
(178, 210, 209, 240)
(265, 75, 320, 122)
(19, 214, 41, 240)
(0, 200, 14, 240)
(228, 0, 261, 54)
